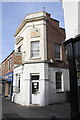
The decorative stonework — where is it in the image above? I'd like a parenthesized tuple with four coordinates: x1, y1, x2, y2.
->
(16, 36, 23, 45)
(31, 28, 40, 38)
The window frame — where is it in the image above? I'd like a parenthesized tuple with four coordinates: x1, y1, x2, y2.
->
(54, 43, 62, 60)
(55, 72, 64, 92)
(7, 58, 12, 70)
(17, 46, 21, 52)
(30, 41, 40, 58)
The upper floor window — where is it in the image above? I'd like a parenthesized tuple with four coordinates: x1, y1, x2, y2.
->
(17, 46, 21, 52)
(2, 64, 4, 73)
(31, 41, 40, 58)
(54, 43, 61, 60)
(7, 57, 12, 70)
(55, 72, 62, 91)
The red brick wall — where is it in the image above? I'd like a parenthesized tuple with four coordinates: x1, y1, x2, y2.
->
(0, 51, 14, 76)
(0, 51, 22, 76)
(46, 18, 68, 68)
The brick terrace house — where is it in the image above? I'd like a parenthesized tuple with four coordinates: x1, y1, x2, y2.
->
(12, 11, 69, 106)
(0, 51, 22, 99)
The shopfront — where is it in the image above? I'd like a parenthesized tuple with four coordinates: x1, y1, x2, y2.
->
(2, 72, 13, 98)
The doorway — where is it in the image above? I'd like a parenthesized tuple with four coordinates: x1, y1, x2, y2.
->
(30, 74, 40, 105)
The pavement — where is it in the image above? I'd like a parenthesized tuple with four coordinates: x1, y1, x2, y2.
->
(1, 96, 71, 120)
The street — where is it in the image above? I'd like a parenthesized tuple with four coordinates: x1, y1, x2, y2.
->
(1, 96, 71, 120)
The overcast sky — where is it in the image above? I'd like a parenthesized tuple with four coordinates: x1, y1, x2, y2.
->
(1, 1, 64, 63)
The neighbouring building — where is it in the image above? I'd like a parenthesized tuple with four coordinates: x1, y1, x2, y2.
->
(62, 0, 80, 104)
(12, 11, 69, 106)
(0, 51, 22, 99)
(62, 0, 80, 40)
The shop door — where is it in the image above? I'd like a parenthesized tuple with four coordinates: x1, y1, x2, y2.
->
(31, 75, 40, 104)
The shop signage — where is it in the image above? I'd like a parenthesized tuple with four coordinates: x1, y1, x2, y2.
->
(14, 52, 22, 64)
(2, 72, 13, 82)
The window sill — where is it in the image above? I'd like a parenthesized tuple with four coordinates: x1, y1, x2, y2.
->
(29, 57, 41, 60)
(54, 59, 63, 62)
(56, 90, 64, 93)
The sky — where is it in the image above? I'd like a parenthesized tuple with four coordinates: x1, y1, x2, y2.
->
(1, 1, 64, 63)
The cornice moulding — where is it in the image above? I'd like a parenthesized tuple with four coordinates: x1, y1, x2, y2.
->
(14, 16, 49, 37)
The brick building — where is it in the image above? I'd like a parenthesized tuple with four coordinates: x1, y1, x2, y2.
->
(0, 51, 22, 98)
(12, 11, 69, 106)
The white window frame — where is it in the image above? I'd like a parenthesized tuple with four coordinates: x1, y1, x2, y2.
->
(30, 41, 40, 58)
(55, 72, 64, 92)
(54, 43, 62, 60)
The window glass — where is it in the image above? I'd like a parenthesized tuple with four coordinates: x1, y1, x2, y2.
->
(15, 74, 20, 92)
(76, 59, 80, 71)
(56, 72, 62, 90)
(32, 82, 39, 94)
(17, 46, 21, 52)
(31, 74, 39, 94)
(74, 41, 80, 58)
(31, 41, 40, 58)
(54, 44, 61, 59)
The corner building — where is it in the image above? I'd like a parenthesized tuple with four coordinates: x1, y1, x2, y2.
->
(12, 11, 69, 106)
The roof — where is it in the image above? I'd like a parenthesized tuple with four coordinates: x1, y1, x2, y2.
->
(0, 50, 14, 65)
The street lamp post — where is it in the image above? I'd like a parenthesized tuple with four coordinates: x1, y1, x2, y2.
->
(64, 35, 80, 119)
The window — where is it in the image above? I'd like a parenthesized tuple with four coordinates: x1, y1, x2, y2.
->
(31, 41, 40, 58)
(54, 43, 61, 60)
(17, 46, 21, 52)
(56, 72, 62, 90)
(7, 58, 12, 70)
(18, 74, 20, 90)
(15, 74, 21, 92)
(76, 59, 80, 71)
(8, 60, 10, 70)
(9, 58, 12, 69)
(2, 64, 4, 73)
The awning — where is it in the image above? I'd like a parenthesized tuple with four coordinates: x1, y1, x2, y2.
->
(0, 72, 13, 83)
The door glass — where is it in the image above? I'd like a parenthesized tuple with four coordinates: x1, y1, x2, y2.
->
(32, 82, 39, 94)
